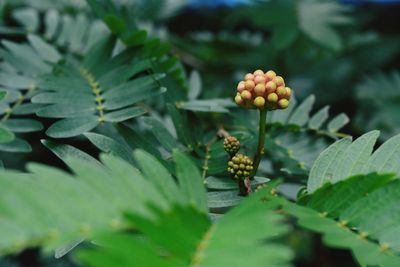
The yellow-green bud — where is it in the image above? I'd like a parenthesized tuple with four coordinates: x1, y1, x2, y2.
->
(227, 153, 253, 180)
(223, 136, 240, 156)
(254, 96, 265, 108)
(241, 90, 252, 100)
(265, 70, 276, 81)
(267, 93, 278, 103)
(254, 84, 266, 96)
(235, 94, 243, 105)
(276, 86, 287, 97)
(273, 76, 285, 87)
(278, 99, 289, 109)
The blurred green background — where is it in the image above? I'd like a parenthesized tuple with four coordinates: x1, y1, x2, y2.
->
(0, 0, 399, 266)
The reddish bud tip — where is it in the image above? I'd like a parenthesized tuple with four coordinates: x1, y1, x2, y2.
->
(254, 75, 266, 85)
(285, 87, 292, 99)
(244, 73, 254, 80)
(237, 81, 245, 92)
(273, 76, 285, 87)
(253, 69, 264, 76)
(245, 80, 255, 91)
(265, 70, 276, 81)
(265, 81, 277, 94)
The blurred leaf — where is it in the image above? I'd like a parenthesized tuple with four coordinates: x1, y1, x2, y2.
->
(0, 125, 14, 143)
(188, 70, 202, 100)
(298, 0, 352, 50)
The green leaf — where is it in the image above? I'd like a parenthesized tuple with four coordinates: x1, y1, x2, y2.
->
(188, 70, 202, 100)
(41, 140, 102, 169)
(288, 173, 400, 266)
(167, 103, 195, 148)
(82, 35, 116, 75)
(0, 138, 31, 152)
(98, 59, 152, 88)
(27, 34, 61, 63)
(307, 137, 352, 193)
(116, 124, 161, 159)
(0, 125, 14, 143)
(327, 113, 349, 133)
(206, 176, 270, 190)
(178, 99, 234, 113)
(0, 91, 7, 101)
(75, 186, 293, 267)
(133, 150, 183, 205)
(365, 133, 400, 174)
(12, 8, 39, 32)
(103, 15, 126, 35)
(272, 23, 299, 50)
(208, 190, 243, 210)
(308, 106, 330, 130)
(46, 116, 99, 138)
(44, 9, 60, 40)
(142, 117, 178, 151)
(104, 107, 146, 122)
(173, 150, 208, 213)
(84, 133, 135, 165)
(298, 1, 352, 50)
(288, 95, 315, 126)
(332, 131, 380, 183)
(0, 72, 35, 88)
(3, 119, 43, 133)
(301, 173, 396, 217)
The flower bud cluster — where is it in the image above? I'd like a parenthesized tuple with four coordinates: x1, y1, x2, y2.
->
(223, 136, 240, 156)
(235, 69, 291, 110)
(227, 154, 254, 180)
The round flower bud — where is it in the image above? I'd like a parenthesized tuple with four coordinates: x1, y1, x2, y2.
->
(227, 154, 253, 180)
(235, 94, 243, 105)
(224, 136, 240, 156)
(267, 93, 278, 103)
(254, 75, 266, 85)
(273, 76, 285, 87)
(253, 69, 264, 76)
(276, 86, 287, 98)
(237, 81, 245, 93)
(265, 70, 276, 81)
(245, 80, 255, 91)
(278, 99, 289, 109)
(254, 96, 265, 108)
(244, 73, 254, 80)
(285, 87, 292, 99)
(241, 90, 252, 100)
(254, 83, 266, 96)
(265, 81, 277, 94)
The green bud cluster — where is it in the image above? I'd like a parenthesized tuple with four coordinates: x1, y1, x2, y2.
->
(223, 136, 240, 156)
(227, 154, 254, 180)
(235, 69, 292, 110)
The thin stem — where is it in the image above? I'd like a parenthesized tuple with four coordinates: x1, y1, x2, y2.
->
(251, 108, 267, 178)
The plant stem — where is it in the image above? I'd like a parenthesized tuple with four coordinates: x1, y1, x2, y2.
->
(251, 109, 267, 178)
